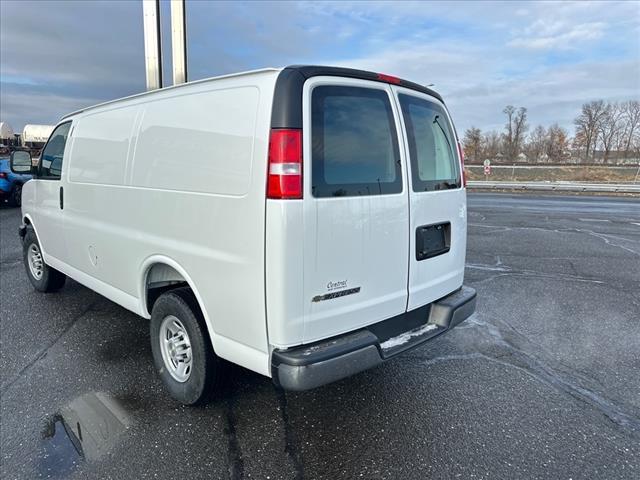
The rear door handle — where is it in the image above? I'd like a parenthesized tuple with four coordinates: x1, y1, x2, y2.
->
(59, 186, 64, 210)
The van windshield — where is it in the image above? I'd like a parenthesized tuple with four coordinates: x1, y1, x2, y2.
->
(398, 94, 460, 191)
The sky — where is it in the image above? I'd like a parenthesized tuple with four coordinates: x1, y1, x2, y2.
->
(1, 0, 639, 135)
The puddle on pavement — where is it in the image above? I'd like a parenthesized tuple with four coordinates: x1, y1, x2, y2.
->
(40, 392, 131, 478)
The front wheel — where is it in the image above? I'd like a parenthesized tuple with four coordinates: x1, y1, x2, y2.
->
(23, 227, 66, 292)
(150, 287, 222, 405)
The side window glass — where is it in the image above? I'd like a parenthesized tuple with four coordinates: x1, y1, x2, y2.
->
(39, 122, 71, 179)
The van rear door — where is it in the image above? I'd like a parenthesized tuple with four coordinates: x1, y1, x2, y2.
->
(301, 77, 409, 343)
(391, 86, 467, 310)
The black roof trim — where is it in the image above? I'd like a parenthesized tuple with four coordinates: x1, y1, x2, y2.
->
(271, 68, 307, 129)
(290, 65, 443, 102)
(271, 65, 444, 129)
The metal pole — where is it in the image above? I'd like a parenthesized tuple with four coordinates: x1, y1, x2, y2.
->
(143, 0, 162, 90)
(171, 0, 188, 85)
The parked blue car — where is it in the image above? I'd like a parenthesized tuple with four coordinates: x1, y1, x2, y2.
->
(0, 156, 32, 207)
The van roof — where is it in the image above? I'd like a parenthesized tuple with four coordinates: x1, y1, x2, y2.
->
(61, 67, 282, 120)
(61, 65, 442, 123)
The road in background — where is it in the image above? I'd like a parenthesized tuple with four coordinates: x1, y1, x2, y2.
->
(1, 193, 639, 479)
(468, 181, 640, 193)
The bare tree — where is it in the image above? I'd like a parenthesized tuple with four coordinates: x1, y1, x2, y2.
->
(503, 105, 515, 159)
(598, 102, 624, 163)
(482, 130, 502, 160)
(571, 131, 586, 160)
(462, 127, 483, 163)
(527, 125, 547, 162)
(503, 105, 528, 161)
(514, 107, 528, 159)
(621, 100, 640, 159)
(574, 100, 607, 161)
(459, 99, 637, 166)
(547, 124, 569, 162)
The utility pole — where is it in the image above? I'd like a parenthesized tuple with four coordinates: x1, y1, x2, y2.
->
(142, 0, 162, 90)
(170, 0, 188, 85)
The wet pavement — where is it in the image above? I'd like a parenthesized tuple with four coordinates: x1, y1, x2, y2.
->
(1, 193, 639, 479)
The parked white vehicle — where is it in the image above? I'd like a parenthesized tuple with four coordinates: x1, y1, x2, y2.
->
(11, 66, 476, 404)
(21, 124, 55, 147)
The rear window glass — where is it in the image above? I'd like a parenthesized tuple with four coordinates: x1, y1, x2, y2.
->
(398, 94, 460, 191)
(311, 86, 402, 197)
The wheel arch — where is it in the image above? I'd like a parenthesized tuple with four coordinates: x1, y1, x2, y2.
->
(22, 214, 46, 255)
(139, 256, 217, 345)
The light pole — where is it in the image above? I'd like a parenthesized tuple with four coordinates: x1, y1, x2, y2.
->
(142, 0, 162, 91)
(142, 0, 188, 91)
(170, 0, 188, 85)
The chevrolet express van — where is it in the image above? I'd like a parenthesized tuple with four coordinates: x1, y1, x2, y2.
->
(11, 66, 476, 404)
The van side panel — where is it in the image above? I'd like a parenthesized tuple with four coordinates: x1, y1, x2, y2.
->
(132, 87, 259, 196)
(61, 71, 278, 376)
(69, 106, 136, 186)
(63, 105, 140, 286)
(265, 201, 305, 347)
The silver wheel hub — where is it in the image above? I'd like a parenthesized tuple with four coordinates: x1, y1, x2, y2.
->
(159, 315, 192, 382)
(27, 243, 44, 280)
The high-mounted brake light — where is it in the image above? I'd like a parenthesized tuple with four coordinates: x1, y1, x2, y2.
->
(267, 129, 302, 199)
(457, 142, 467, 188)
(377, 73, 401, 84)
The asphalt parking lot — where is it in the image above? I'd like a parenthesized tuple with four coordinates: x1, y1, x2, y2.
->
(1, 192, 639, 480)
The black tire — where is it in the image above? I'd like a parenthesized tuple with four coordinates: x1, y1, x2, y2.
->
(23, 227, 66, 292)
(150, 287, 221, 405)
(8, 184, 22, 207)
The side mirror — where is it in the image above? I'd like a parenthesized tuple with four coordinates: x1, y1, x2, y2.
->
(10, 151, 33, 174)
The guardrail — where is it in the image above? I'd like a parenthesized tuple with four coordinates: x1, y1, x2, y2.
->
(467, 164, 639, 170)
(467, 181, 640, 194)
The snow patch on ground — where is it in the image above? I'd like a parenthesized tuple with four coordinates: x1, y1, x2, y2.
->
(380, 324, 438, 350)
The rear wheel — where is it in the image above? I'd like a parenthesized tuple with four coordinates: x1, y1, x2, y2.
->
(150, 287, 221, 405)
(23, 227, 66, 292)
(8, 184, 22, 207)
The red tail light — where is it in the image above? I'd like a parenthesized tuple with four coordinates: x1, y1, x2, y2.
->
(377, 73, 401, 84)
(267, 129, 302, 199)
(457, 142, 466, 187)
(0, 172, 7, 179)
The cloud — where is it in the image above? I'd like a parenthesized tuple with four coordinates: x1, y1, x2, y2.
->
(1, 0, 639, 137)
(323, 39, 638, 133)
(1, 0, 145, 129)
(0, 88, 102, 131)
(508, 21, 606, 50)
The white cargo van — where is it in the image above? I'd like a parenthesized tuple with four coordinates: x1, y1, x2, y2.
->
(11, 66, 476, 404)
